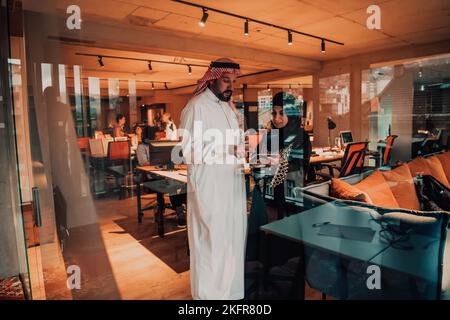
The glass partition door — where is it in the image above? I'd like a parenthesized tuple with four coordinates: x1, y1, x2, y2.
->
(6, 0, 145, 299)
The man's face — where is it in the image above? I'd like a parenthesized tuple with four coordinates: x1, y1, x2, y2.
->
(272, 105, 288, 128)
(210, 72, 237, 102)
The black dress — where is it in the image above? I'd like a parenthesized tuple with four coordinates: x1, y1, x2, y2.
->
(268, 116, 312, 219)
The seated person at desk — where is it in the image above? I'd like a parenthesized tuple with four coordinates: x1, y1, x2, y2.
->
(136, 140, 187, 227)
(113, 114, 127, 138)
(265, 92, 312, 219)
(130, 124, 143, 154)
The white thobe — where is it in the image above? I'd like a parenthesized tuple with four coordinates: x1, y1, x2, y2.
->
(180, 88, 247, 300)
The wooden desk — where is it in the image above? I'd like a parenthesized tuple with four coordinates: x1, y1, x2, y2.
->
(309, 151, 344, 165)
(138, 167, 187, 183)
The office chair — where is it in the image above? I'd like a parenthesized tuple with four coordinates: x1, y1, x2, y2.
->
(107, 140, 131, 199)
(317, 141, 369, 180)
(369, 135, 398, 168)
(77, 137, 90, 152)
(418, 135, 439, 157)
(436, 129, 449, 152)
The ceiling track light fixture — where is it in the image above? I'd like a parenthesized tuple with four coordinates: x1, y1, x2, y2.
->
(151, 82, 155, 89)
(188, 65, 192, 75)
(164, 82, 169, 90)
(172, 0, 344, 51)
(97, 55, 104, 67)
(288, 30, 293, 46)
(321, 39, 326, 53)
(199, 7, 209, 27)
(76, 53, 208, 73)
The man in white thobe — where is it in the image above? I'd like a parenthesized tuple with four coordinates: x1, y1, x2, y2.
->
(179, 58, 247, 300)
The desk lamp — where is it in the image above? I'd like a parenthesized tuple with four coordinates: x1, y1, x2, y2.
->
(327, 116, 336, 148)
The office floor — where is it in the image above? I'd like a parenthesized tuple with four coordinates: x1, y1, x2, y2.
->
(25, 191, 323, 300)
(75, 194, 192, 299)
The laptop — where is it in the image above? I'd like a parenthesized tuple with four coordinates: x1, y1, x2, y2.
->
(340, 130, 353, 147)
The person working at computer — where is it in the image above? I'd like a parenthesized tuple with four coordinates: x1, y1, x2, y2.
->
(265, 92, 312, 220)
(113, 114, 127, 138)
(135, 138, 187, 227)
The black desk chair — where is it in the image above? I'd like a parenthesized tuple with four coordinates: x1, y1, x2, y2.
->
(316, 141, 369, 180)
(368, 135, 398, 168)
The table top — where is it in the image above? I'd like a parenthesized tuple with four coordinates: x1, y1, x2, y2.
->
(151, 170, 187, 183)
(310, 150, 344, 165)
(369, 232, 441, 283)
(260, 203, 388, 262)
(136, 166, 187, 183)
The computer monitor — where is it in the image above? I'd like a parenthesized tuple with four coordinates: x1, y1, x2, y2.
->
(144, 125, 159, 141)
(340, 131, 353, 146)
(148, 140, 180, 169)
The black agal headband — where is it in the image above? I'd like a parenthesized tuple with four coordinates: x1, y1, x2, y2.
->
(210, 61, 240, 69)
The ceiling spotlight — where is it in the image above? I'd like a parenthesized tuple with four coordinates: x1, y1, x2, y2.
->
(97, 55, 104, 67)
(198, 8, 209, 27)
(419, 68, 423, 78)
(151, 82, 154, 90)
(148, 61, 152, 71)
(420, 84, 425, 91)
(164, 82, 169, 90)
(288, 31, 293, 46)
(321, 39, 326, 53)
(244, 19, 249, 36)
(188, 65, 192, 75)
(266, 84, 270, 91)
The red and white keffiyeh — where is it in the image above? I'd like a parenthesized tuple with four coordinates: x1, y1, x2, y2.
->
(193, 60, 241, 96)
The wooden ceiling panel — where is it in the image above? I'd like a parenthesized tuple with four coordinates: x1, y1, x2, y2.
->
(55, 0, 139, 20)
(22, 0, 450, 64)
(128, 7, 170, 23)
(342, 0, 450, 38)
(299, 0, 391, 15)
(396, 26, 450, 44)
(299, 17, 388, 44)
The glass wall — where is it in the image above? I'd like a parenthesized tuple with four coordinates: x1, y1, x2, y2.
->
(1, 0, 449, 301)
(0, 0, 30, 299)
(362, 54, 450, 162)
(5, 0, 147, 299)
(318, 73, 350, 148)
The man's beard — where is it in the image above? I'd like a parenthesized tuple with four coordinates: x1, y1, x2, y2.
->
(217, 90, 232, 102)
